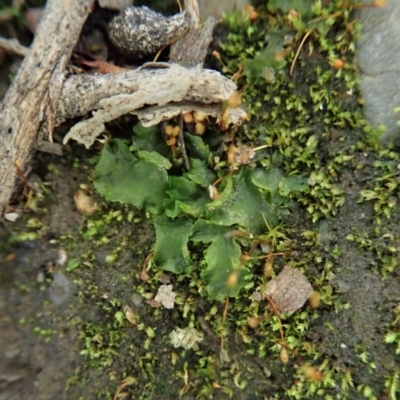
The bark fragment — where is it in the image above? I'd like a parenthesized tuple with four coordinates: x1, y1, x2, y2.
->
(62, 64, 245, 148)
(264, 266, 313, 314)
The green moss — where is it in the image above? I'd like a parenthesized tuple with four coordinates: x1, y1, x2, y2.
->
(358, 149, 400, 219)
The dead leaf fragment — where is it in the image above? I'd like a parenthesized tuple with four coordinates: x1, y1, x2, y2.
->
(300, 364, 323, 381)
(159, 273, 171, 284)
(4, 212, 20, 222)
(169, 327, 203, 350)
(154, 284, 177, 309)
(264, 266, 313, 314)
(79, 59, 129, 74)
(123, 305, 138, 325)
(147, 299, 161, 308)
(140, 269, 150, 281)
(74, 188, 98, 215)
(280, 346, 289, 363)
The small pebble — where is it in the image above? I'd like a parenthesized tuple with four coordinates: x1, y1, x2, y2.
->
(108, 6, 189, 58)
(48, 272, 72, 306)
(131, 292, 143, 307)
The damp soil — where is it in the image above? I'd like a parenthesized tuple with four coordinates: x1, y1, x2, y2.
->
(1, 5, 400, 400)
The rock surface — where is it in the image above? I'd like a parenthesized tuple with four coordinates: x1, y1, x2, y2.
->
(199, 0, 248, 19)
(357, 0, 400, 144)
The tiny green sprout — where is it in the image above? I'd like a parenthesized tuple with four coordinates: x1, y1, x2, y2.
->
(26, 217, 43, 229)
(260, 214, 288, 248)
(384, 304, 400, 355)
(33, 326, 55, 342)
(384, 370, 399, 400)
(66, 258, 81, 272)
(47, 163, 60, 174)
(8, 231, 39, 243)
(113, 376, 138, 400)
(105, 252, 118, 263)
(385, 332, 400, 346)
(341, 370, 354, 392)
(358, 384, 378, 400)
(146, 326, 156, 339)
(221, 385, 234, 398)
(114, 310, 124, 326)
(171, 351, 179, 366)
(233, 372, 247, 389)
(126, 210, 134, 222)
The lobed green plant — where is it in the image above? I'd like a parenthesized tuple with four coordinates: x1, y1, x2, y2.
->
(93, 123, 307, 300)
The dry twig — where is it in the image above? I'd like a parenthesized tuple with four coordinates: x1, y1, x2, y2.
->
(0, 0, 93, 216)
(0, 37, 29, 57)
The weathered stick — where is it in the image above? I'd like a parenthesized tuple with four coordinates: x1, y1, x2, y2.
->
(0, 0, 93, 216)
(61, 64, 244, 148)
(169, 0, 214, 67)
(58, 64, 235, 124)
(0, 37, 29, 57)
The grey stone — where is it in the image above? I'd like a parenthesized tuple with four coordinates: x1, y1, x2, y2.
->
(357, 0, 400, 144)
(98, 0, 133, 10)
(199, 0, 248, 19)
(48, 271, 73, 306)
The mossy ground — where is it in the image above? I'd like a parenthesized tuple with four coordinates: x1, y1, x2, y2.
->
(1, 1, 400, 400)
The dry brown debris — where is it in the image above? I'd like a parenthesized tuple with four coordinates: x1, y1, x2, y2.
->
(264, 266, 313, 314)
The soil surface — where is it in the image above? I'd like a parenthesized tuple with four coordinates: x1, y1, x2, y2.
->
(1, 2, 400, 400)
